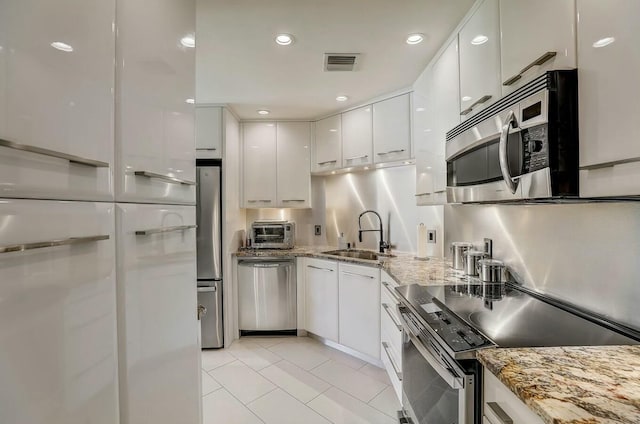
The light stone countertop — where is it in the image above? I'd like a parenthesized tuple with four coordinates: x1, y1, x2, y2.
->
(234, 246, 640, 424)
(477, 346, 640, 424)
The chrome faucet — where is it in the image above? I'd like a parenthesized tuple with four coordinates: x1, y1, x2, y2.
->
(358, 210, 390, 253)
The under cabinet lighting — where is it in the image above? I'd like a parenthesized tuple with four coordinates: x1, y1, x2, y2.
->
(364, 166, 370, 170)
(180, 36, 195, 48)
(275, 34, 294, 46)
(406, 34, 424, 45)
(51, 41, 73, 52)
(593, 37, 615, 48)
(471, 35, 488, 45)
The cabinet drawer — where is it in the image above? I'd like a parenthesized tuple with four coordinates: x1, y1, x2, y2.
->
(483, 369, 544, 424)
(381, 304, 403, 356)
(380, 335, 402, 402)
(0, 199, 117, 424)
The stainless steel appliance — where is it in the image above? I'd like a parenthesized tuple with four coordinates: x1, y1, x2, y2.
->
(446, 70, 579, 203)
(196, 160, 224, 348)
(451, 242, 473, 270)
(237, 258, 296, 334)
(395, 281, 640, 424)
(250, 220, 295, 249)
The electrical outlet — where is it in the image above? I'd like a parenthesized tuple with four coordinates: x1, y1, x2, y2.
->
(314, 225, 322, 236)
(427, 230, 436, 244)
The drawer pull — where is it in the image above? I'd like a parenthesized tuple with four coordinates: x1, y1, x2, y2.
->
(460, 95, 493, 116)
(382, 303, 402, 331)
(135, 225, 197, 236)
(134, 171, 196, 186)
(0, 138, 109, 168)
(0, 234, 109, 254)
(341, 271, 375, 279)
(377, 149, 406, 156)
(381, 341, 402, 381)
(503, 51, 557, 86)
(486, 402, 513, 424)
(381, 281, 400, 301)
(307, 265, 334, 272)
(317, 160, 337, 165)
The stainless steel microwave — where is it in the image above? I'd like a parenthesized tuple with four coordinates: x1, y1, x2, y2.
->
(250, 220, 295, 249)
(446, 70, 578, 203)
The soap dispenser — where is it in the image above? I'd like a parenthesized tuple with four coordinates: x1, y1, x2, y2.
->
(338, 232, 348, 250)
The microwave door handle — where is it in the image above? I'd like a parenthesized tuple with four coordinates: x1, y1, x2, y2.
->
(499, 110, 519, 195)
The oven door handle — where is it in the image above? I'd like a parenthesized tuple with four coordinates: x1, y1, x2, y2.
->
(499, 110, 520, 195)
(405, 330, 464, 390)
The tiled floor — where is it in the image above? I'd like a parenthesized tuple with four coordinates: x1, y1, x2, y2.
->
(201, 336, 400, 424)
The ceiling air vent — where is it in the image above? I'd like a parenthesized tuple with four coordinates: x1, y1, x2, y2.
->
(324, 53, 360, 71)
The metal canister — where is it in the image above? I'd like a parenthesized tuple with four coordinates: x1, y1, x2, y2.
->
(476, 258, 508, 283)
(464, 250, 488, 276)
(451, 242, 473, 270)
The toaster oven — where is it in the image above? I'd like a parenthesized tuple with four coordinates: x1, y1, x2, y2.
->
(250, 221, 295, 249)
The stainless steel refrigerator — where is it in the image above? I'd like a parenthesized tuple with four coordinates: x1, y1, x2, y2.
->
(196, 160, 224, 348)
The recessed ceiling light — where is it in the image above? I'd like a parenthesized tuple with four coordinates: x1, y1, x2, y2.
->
(329, 128, 338, 132)
(336, 95, 348, 102)
(266, 123, 275, 127)
(185, 98, 195, 104)
(180, 36, 195, 48)
(471, 35, 488, 45)
(275, 34, 294, 46)
(415, 107, 425, 112)
(593, 37, 615, 48)
(406, 34, 424, 45)
(51, 41, 73, 52)
(462, 96, 472, 102)
(257, 110, 270, 115)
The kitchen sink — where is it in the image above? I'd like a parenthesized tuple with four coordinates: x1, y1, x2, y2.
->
(321, 249, 394, 261)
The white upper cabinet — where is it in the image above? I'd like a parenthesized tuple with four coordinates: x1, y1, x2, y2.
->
(499, 0, 577, 94)
(459, 0, 501, 118)
(242, 122, 277, 208)
(115, 0, 196, 205)
(196, 106, 222, 159)
(373, 94, 411, 163)
(276, 122, 311, 208)
(415, 38, 459, 204)
(577, 0, 640, 197)
(0, 0, 115, 201)
(313, 114, 342, 173)
(342, 105, 373, 168)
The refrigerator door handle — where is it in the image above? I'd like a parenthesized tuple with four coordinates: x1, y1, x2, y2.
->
(197, 286, 217, 293)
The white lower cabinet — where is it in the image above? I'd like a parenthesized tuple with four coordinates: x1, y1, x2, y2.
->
(338, 263, 381, 360)
(483, 369, 544, 424)
(380, 271, 403, 401)
(116, 203, 200, 424)
(0, 199, 118, 424)
(304, 258, 339, 342)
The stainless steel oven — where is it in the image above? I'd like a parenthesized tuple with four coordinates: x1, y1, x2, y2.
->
(446, 70, 578, 203)
(398, 304, 478, 424)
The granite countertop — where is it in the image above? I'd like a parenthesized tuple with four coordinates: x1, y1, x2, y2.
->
(477, 346, 640, 424)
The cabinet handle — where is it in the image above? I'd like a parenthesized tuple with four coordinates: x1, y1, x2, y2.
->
(341, 271, 375, 279)
(198, 148, 217, 151)
(307, 265, 334, 272)
(135, 225, 197, 236)
(460, 95, 492, 116)
(345, 154, 369, 161)
(0, 234, 109, 254)
(485, 402, 513, 424)
(282, 199, 306, 202)
(134, 171, 196, 186)
(317, 160, 337, 165)
(502, 51, 557, 86)
(580, 156, 640, 171)
(247, 200, 272, 203)
(414, 192, 431, 197)
(382, 303, 402, 331)
(381, 342, 402, 381)
(377, 149, 406, 156)
(0, 138, 109, 168)
(381, 281, 400, 301)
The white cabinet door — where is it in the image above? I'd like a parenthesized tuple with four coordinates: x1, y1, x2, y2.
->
(373, 94, 411, 163)
(342, 105, 373, 168)
(0, 199, 117, 424)
(380, 271, 402, 401)
(459, 0, 501, 118)
(116, 203, 200, 424)
(277, 122, 311, 208)
(415, 38, 459, 204)
(313, 115, 342, 173)
(577, 0, 640, 197)
(0, 0, 114, 201)
(305, 259, 339, 342)
(196, 106, 222, 159)
(500, 0, 576, 94)
(338, 263, 380, 359)
(242, 122, 276, 208)
(115, 0, 196, 204)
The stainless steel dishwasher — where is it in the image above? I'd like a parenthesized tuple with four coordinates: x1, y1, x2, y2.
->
(237, 258, 296, 334)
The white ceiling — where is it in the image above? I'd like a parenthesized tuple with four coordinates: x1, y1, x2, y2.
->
(196, 0, 474, 120)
